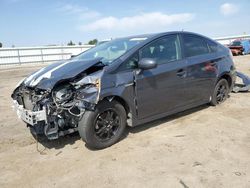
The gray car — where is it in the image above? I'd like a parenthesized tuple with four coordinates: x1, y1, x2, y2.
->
(12, 31, 236, 149)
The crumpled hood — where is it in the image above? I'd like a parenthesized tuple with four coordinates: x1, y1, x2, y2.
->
(23, 58, 103, 90)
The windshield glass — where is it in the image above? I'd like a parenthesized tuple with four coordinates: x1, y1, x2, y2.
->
(75, 37, 147, 65)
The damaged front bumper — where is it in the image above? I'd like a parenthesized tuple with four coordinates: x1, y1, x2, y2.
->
(13, 99, 82, 139)
(11, 70, 102, 140)
(13, 100, 47, 126)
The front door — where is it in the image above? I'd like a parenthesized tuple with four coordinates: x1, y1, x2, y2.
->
(135, 34, 189, 119)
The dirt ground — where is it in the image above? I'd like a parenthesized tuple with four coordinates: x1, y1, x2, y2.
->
(0, 56, 250, 188)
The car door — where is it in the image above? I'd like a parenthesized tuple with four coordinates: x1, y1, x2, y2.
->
(181, 34, 218, 103)
(135, 34, 189, 119)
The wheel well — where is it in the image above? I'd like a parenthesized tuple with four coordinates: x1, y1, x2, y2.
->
(103, 96, 130, 115)
(220, 74, 232, 88)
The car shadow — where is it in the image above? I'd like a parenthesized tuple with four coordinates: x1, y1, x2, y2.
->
(36, 104, 209, 150)
(35, 132, 80, 150)
(128, 104, 209, 134)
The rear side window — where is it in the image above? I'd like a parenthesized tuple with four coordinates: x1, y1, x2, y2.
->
(207, 39, 218, 53)
(183, 34, 209, 57)
(140, 34, 182, 64)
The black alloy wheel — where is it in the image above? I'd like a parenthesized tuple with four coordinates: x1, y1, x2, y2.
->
(210, 78, 229, 106)
(78, 100, 127, 149)
(94, 109, 120, 142)
(216, 84, 227, 104)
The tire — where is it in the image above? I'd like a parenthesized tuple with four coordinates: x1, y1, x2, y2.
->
(210, 78, 229, 106)
(78, 100, 127, 149)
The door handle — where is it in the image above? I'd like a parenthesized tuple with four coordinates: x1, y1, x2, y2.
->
(176, 69, 186, 77)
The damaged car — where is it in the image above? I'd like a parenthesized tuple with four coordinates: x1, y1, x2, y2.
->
(12, 31, 236, 149)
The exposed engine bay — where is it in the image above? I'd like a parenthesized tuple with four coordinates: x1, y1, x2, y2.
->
(11, 60, 104, 140)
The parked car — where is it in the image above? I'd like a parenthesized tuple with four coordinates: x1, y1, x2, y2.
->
(228, 40, 250, 55)
(12, 31, 236, 149)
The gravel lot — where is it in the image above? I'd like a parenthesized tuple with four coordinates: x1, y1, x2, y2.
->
(0, 56, 250, 188)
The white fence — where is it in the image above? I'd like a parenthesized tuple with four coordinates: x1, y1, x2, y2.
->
(213, 34, 250, 45)
(0, 45, 93, 66)
(0, 34, 250, 66)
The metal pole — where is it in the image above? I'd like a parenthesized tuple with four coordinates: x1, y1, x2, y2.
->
(40, 48, 44, 63)
(17, 49, 21, 65)
(61, 47, 64, 60)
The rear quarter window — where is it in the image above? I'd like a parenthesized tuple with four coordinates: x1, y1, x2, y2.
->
(206, 39, 218, 53)
(183, 34, 209, 57)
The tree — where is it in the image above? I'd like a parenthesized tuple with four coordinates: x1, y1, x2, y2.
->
(88, 39, 98, 45)
(67, 40, 75, 46)
(0, 42, 2, 48)
(78, 42, 82, 45)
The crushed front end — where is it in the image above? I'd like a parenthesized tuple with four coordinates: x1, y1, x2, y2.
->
(11, 71, 102, 140)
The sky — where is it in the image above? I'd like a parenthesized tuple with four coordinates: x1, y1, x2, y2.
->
(0, 0, 250, 47)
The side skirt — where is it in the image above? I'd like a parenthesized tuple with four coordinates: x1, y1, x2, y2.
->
(131, 100, 209, 127)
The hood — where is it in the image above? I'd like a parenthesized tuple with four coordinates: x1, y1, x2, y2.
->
(23, 58, 104, 90)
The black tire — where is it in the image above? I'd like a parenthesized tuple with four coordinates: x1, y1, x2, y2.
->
(78, 100, 127, 149)
(210, 78, 229, 106)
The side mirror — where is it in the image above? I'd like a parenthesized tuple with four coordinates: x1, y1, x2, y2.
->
(138, 58, 157, 70)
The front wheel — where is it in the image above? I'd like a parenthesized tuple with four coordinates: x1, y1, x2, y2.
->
(210, 79, 229, 106)
(78, 100, 127, 149)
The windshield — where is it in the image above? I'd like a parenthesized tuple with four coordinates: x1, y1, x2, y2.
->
(75, 37, 147, 65)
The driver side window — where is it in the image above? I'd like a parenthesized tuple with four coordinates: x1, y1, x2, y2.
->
(140, 34, 181, 64)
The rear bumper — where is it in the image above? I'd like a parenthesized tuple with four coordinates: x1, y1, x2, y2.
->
(13, 100, 47, 126)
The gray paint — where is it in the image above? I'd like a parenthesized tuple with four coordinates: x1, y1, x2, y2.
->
(12, 31, 237, 132)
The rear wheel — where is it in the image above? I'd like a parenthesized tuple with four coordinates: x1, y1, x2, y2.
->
(210, 79, 229, 106)
(78, 100, 127, 149)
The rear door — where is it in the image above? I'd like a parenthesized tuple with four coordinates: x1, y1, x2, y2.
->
(181, 34, 218, 103)
(135, 34, 189, 119)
